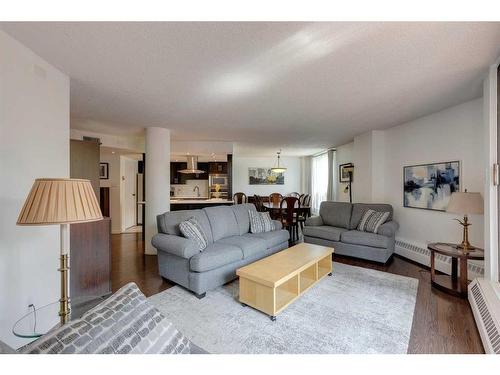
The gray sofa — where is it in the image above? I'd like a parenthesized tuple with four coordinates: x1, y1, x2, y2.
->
(152, 204, 290, 298)
(304, 202, 398, 263)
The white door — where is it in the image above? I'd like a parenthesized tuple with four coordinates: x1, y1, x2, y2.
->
(122, 157, 138, 230)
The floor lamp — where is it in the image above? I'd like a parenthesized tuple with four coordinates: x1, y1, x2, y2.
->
(17, 178, 103, 325)
(342, 166, 354, 203)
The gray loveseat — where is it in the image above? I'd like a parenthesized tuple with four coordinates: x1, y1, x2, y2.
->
(152, 203, 290, 298)
(304, 202, 398, 263)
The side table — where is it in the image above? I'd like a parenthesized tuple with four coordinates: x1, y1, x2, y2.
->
(427, 242, 484, 298)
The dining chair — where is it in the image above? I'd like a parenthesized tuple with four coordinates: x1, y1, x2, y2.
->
(269, 193, 283, 205)
(288, 192, 300, 198)
(297, 194, 311, 231)
(279, 196, 300, 244)
(233, 192, 247, 204)
(253, 194, 265, 212)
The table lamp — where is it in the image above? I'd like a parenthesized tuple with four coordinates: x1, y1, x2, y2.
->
(17, 178, 103, 324)
(446, 190, 484, 251)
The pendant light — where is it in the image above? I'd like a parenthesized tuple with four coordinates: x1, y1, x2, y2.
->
(271, 150, 287, 173)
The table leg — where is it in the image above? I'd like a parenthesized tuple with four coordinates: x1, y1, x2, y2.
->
(451, 257, 458, 280)
(459, 258, 468, 297)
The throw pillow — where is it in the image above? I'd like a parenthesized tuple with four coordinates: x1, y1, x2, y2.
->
(179, 217, 208, 251)
(357, 209, 390, 234)
(249, 210, 275, 233)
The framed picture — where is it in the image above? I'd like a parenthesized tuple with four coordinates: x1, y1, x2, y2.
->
(100, 162, 109, 180)
(339, 163, 354, 183)
(403, 160, 460, 211)
(248, 167, 284, 185)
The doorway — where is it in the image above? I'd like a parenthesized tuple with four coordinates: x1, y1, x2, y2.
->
(121, 155, 138, 232)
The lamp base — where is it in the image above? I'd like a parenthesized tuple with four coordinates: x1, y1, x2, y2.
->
(456, 243, 476, 251)
(58, 253, 71, 325)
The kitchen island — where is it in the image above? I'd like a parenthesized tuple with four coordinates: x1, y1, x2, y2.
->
(170, 198, 233, 211)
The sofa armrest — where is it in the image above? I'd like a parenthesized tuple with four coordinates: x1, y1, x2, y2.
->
(305, 215, 323, 227)
(151, 233, 200, 259)
(377, 221, 399, 237)
(272, 220, 283, 230)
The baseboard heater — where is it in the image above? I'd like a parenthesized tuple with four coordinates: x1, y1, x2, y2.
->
(468, 278, 500, 354)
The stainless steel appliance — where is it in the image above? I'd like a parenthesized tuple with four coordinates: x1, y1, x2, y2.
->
(209, 174, 228, 187)
(209, 174, 228, 199)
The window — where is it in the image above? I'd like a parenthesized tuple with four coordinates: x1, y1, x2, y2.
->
(311, 152, 329, 214)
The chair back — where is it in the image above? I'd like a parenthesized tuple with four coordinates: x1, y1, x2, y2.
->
(288, 192, 300, 198)
(233, 192, 247, 204)
(269, 193, 283, 205)
(253, 195, 265, 212)
(280, 196, 300, 224)
(301, 194, 311, 207)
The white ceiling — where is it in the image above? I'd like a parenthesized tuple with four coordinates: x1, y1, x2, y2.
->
(2, 22, 500, 155)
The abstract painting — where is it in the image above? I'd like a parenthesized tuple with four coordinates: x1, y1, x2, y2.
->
(248, 167, 284, 185)
(403, 161, 460, 211)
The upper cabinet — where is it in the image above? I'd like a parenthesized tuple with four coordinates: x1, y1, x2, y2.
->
(209, 162, 228, 174)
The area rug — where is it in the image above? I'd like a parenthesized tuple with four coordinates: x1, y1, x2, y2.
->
(148, 262, 418, 354)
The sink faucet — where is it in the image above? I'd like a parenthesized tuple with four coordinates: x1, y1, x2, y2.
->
(193, 185, 200, 197)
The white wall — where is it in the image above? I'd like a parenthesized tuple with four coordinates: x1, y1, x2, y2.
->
(384, 98, 484, 248)
(70, 126, 144, 153)
(0, 31, 70, 348)
(100, 152, 122, 234)
(232, 155, 302, 196)
(335, 142, 354, 202)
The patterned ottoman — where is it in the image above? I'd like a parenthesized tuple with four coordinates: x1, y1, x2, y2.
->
(22, 283, 197, 354)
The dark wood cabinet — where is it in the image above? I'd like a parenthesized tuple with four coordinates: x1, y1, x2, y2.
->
(70, 138, 111, 301)
(70, 216, 112, 300)
(209, 162, 227, 174)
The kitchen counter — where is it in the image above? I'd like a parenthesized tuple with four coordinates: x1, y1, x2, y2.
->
(170, 198, 233, 211)
(171, 198, 232, 204)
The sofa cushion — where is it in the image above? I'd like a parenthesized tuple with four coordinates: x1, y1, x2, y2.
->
(179, 217, 208, 250)
(319, 201, 352, 229)
(357, 209, 390, 234)
(243, 230, 289, 249)
(218, 235, 268, 259)
(349, 203, 393, 230)
(157, 210, 213, 244)
(249, 210, 274, 233)
(303, 225, 347, 242)
(231, 203, 256, 235)
(340, 230, 391, 249)
(189, 242, 243, 272)
(203, 206, 239, 241)
(22, 283, 192, 354)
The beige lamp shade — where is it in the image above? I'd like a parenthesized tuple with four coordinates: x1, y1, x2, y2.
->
(446, 191, 484, 215)
(17, 178, 103, 225)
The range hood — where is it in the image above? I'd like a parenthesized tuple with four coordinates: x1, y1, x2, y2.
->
(178, 155, 205, 174)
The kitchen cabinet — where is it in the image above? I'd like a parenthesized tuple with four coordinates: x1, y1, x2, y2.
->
(209, 162, 227, 174)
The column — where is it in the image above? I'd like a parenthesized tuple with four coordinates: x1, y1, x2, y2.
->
(145, 127, 170, 255)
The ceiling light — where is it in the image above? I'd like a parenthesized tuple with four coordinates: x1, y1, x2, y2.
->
(271, 150, 287, 173)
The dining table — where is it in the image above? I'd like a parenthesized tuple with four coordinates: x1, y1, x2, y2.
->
(263, 202, 311, 219)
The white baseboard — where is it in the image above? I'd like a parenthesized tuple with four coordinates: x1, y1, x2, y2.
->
(395, 238, 484, 280)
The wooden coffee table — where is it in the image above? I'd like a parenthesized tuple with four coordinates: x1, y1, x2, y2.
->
(236, 242, 334, 321)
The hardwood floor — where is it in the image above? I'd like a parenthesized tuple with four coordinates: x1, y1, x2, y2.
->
(111, 232, 173, 296)
(111, 232, 484, 354)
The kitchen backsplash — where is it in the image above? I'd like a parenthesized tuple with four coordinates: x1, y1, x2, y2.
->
(171, 180, 209, 198)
